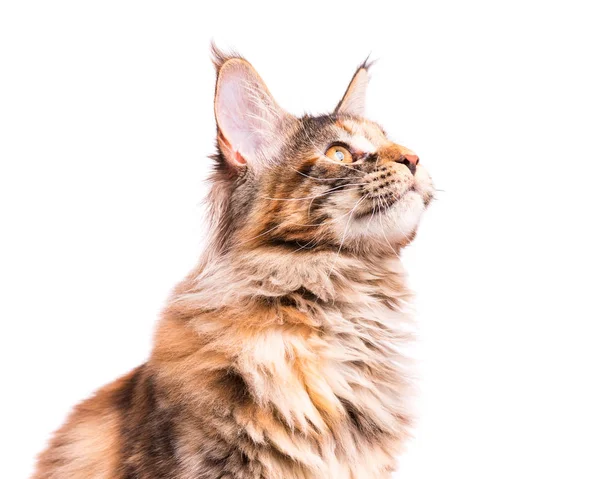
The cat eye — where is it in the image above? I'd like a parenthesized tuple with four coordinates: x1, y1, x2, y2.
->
(325, 145, 353, 164)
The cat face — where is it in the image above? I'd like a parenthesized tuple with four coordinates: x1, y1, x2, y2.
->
(209, 48, 433, 256)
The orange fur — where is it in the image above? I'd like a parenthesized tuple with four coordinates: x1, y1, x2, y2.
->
(33, 48, 433, 479)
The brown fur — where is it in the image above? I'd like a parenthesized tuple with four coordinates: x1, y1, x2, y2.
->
(33, 47, 434, 478)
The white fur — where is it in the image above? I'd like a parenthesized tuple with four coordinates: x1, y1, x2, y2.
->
(336, 68, 369, 116)
(351, 135, 376, 154)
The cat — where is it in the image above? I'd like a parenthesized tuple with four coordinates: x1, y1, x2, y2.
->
(32, 45, 434, 479)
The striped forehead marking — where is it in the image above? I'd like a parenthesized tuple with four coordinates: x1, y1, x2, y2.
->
(338, 118, 383, 154)
(350, 135, 376, 154)
(333, 122, 372, 154)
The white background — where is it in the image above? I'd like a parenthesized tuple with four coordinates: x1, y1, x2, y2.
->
(1, 1, 599, 478)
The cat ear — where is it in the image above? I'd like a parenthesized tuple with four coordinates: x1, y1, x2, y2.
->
(213, 48, 291, 169)
(335, 59, 372, 117)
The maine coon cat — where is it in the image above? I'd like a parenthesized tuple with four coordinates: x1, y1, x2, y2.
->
(33, 46, 434, 479)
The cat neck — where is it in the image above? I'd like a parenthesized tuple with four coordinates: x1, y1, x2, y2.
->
(151, 243, 413, 477)
(172, 245, 409, 311)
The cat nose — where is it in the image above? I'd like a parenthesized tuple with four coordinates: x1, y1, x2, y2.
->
(395, 154, 419, 175)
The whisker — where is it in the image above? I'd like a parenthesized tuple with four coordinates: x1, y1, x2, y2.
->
(307, 184, 358, 217)
(237, 222, 285, 246)
(290, 236, 321, 253)
(261, 183, 366, 202)
(376, 196, 400, 257)
(321, 158, 365, 174)
(306, 182, 366, 217)
(293, 168, 358, 182)
(244, 190, 367, 248)
(298, 199, 367, 228)
(327, 195, 368, 280)
(365, 198, 379, 230)
(241, 206, 357, 251)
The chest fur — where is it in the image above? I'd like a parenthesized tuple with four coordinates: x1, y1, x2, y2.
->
(230, 303, 411, 478)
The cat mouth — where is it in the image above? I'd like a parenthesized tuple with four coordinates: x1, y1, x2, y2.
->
(354, 187, 418, 220)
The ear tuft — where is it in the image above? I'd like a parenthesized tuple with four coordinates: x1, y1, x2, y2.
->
(335, 55, 375, 117)
(360, 54, 376, 71)
(210, 41, 246, 73)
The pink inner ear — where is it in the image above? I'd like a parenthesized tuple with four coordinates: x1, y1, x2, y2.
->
(217, 130, 248, 167)
(215, 59, 286, 167)
(233, 151, 246, 165)
(215, 64, 265, 161)
(337, 67, 369, 116)
(214, 59, 288, 169)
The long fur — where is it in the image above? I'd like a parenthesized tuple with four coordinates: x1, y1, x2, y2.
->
(33, 47, 434, 479)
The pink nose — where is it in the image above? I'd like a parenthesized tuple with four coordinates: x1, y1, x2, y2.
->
(404, 154, 420, 166)
(395, 153, 420, 175)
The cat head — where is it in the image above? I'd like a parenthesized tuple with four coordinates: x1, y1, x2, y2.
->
(207, 46, 433, 258)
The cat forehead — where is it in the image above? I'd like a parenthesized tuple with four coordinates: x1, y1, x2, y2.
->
(334, 118, 387, 153)
(296, 116, 387, 154)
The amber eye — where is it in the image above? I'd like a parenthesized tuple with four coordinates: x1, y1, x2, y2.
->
(325, 145, 353, 163)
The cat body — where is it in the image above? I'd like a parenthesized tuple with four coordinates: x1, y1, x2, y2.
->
(33, 47, 433, 478)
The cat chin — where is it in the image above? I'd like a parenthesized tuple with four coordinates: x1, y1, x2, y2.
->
(376, 191, 425, 241)
(386, 191, 426, 240)
(342, 191, 426, 245)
